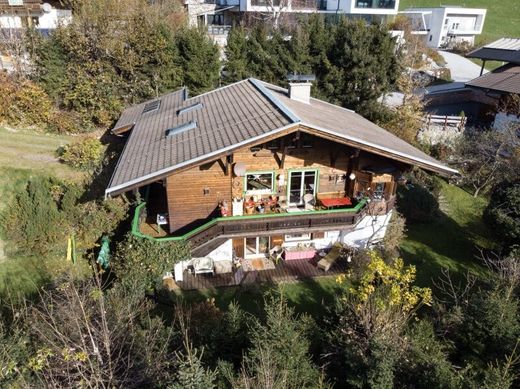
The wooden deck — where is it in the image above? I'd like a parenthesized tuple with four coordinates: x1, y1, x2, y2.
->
(177, 257, 348, 291)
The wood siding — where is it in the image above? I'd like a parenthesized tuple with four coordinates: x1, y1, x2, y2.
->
(163, 131, 398, 234)
(166, 160, 231, 233)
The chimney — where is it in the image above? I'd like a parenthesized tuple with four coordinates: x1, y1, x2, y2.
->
(287, 74, 315, 104)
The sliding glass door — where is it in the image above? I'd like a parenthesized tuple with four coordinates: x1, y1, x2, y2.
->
(244, 236, 270, 259)
(288, 170, 317, 206)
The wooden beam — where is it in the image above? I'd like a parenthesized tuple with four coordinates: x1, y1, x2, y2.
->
(217, 158, 228, 175)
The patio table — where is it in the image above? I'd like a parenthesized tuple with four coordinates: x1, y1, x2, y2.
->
(320, 197, 352, 209)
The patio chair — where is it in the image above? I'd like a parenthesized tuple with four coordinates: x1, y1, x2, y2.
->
(303, 193, 315, 210)
(317, 243, 342, 272)
(269, 245, 283, 264)
(192, 257, 214, 276)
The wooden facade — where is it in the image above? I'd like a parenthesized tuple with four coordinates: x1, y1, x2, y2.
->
(165, 129, 401, 234)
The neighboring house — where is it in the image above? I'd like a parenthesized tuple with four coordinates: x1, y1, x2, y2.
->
(0, 0, 71, 71)
(400, 6, 486, 48)
(106, 78, 455, 288)
(466, 38, 520, 130)
(185, 0, 400, 34)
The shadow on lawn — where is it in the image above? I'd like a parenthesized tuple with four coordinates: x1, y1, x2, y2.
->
(153, 276, 343, 321)
(400, 209, 490, 287)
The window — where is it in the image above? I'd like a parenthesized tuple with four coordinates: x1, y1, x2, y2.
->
(285, 233, 311, 242)
(373, 182, 385, 200)
(142, 100, 161, 114)
(244, 237, 270, 258)
(245, 172, 274, 194)
(429, 35, 432, 42)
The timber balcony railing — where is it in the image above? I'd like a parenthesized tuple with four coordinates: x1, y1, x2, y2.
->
(132, 199, 367, 250)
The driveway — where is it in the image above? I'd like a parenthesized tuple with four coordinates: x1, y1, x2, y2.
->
(438, 50, 487, 82)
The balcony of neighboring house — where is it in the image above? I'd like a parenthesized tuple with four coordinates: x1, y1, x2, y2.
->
(355, 0, 396, 10)
(291, 0, 327, 11)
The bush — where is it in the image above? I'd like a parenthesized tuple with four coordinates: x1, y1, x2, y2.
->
(0, 176, 129, 257)
(484, 180, 520, 249)
(1, 177, 77, 255)
(382, 211, 406, 259)
(0, 73, 52, 127)
(397, 183, 439, 223)
(0, 73, 80, 133)
(112, 234, 190, 294)
(59, 138, 104, 170)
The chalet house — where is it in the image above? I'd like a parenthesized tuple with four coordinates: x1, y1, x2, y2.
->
(106, 78, 455, 287)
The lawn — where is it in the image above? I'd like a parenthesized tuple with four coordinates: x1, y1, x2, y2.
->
(168, 276, 343, 318)
(400, 179, 494, 286)
(0, 127, 85, 300)
(400, 0, 520, 45)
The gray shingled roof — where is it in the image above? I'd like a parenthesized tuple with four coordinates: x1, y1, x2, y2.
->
(466, 63, 520, 94)
(467, 38, 520, 64)
(106, 78, 456, 196)
(107, 80, 294, 194)
(262, 83, 455, 174)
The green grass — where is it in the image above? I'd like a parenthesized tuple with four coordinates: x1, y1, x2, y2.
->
(400, 1, 520, 45)
(400, 180, 494, 286)
(0, 127, 86, 300)
(167, 276, 342, 318)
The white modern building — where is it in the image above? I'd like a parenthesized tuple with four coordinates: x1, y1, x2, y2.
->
(400, 6, 486, 48)
(185, 0, 400, 31)
(0, 0, 71, 71)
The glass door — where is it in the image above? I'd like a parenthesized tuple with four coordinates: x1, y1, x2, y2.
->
(244, 237, 270, 259)
(288, 170, 317, 206)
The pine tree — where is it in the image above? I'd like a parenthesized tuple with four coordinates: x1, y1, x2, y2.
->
(225, 293, 322, 388)
(176, 27, 221, 95)
(326, 18, 400, 120)
(224, 26, 249, 84)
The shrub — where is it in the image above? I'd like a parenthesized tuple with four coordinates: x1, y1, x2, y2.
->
(397, 183, 439, 223)
(382, 211, 406, 259)
(0, 175, 129, 257)
(0, 73, 53, 127)
(484, 180, 520, 249)
(0, 177, 76, 255)
(112, 234, 190, 294)
(0, 73, 80, 133)
(59, 138, 104, 170)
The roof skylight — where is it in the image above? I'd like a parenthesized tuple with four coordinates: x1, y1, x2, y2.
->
(177, 102, 204, 116)
(165, 121, 197, 137)
(142, 100, 161, 114)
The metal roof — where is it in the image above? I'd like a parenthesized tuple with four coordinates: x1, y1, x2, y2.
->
(466, 63, 520, 94)
(106, 79, 456, 196)
(467, 38, 520, 64)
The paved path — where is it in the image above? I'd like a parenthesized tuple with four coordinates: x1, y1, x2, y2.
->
(438, 50, 487, 82)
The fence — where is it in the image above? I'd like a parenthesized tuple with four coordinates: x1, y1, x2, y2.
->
(423, 114, 467, 132)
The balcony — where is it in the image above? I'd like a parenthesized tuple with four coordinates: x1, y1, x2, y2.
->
(292, 0, 327, 10)
(355, 0, 396, 9)
(133, 199, 368, 256)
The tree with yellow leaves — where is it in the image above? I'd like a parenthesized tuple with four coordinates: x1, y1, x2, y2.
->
(328, 251, 432, 387)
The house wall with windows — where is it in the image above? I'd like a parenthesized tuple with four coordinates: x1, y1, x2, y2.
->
(400, 7, 486, 48)
(165, 130, 400, 234)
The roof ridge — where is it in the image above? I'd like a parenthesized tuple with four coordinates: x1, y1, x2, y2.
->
(248, 78, 300, 123)
(185, 79, 250, 101)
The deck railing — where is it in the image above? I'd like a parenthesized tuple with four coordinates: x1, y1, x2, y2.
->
(132, 200, 367, 248)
